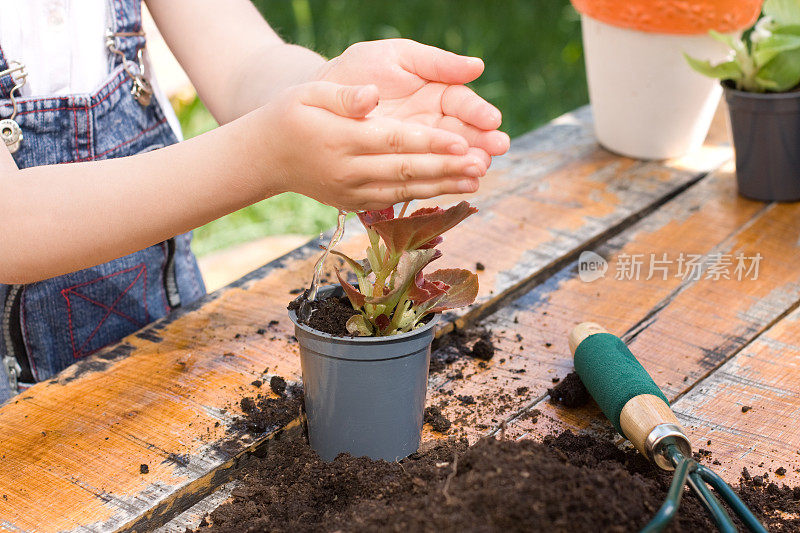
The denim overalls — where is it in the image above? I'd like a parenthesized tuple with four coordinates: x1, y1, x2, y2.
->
(0, 0, 206, 403)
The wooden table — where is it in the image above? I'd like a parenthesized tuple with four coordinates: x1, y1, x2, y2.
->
(2, 105, 800, 532)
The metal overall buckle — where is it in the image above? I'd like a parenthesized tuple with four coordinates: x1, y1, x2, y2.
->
(0, 60, 27, 153)
(105, 30, 153, 106)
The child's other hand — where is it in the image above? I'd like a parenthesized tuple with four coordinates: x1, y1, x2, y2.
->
(316, 39, 510, 160)
(259, 81, 487, 211)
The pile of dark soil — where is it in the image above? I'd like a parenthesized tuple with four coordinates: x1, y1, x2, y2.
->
(192, 432, 800, 532)
(430, 326, 496, 374)
(548, 371, 591, 408)
(230, 383, 304, 435)
(423, 406, 452, 433)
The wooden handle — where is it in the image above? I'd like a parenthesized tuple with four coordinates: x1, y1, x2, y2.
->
(620, 394, 683, 458)
(568, 321, 608, 353)
(569, 322, 689, 465)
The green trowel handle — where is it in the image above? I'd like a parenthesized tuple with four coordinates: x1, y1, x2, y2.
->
(568, 323, 685, 460)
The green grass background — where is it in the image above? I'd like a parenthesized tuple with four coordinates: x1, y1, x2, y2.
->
(184, 0, 588, 256)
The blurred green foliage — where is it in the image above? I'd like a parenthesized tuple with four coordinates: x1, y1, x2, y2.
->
(185, 0, 587, 256)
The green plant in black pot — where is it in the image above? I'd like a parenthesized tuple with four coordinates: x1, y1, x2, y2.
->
(685, 0, 800, 201)
(288, 201, 479, 462)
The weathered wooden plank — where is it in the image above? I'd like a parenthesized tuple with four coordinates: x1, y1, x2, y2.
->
(424, 163, 765, 436)
(0, 107, 731, 532)
(154, 482, 237, 533)
(0, 283, 307, 532)
(502, 305, 800, 486)
(172, 155, 800, 526)
(669, 307, 800, 484)
(421, 163, 800, 486)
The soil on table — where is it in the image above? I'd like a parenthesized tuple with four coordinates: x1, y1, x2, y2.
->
(430, 326, 497, 374)
(191, 431, 799, 533)
(229, 383, 304, 435)
(423, 406, 452, 433)
(547, 371, 591, 408)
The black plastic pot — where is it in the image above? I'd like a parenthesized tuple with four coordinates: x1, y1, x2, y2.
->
(724, 82, 800, 202)
(288, 285, 439, 461)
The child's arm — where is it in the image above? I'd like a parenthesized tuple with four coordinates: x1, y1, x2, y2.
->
(145, 0, 323, 125)
(145, 0, 509, 157)
(0, 82, 485, 284)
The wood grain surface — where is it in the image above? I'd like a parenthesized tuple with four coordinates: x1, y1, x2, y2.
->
(439, 163, 800, 484)
(0, 106, 760, 532)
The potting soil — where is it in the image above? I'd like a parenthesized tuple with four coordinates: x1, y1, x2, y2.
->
(191, 431, 799, 532)
(289, 294, 358, 337)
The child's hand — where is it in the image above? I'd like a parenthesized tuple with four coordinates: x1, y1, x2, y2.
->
(258, 81, 488, 211)
(316, 39, 510, 160)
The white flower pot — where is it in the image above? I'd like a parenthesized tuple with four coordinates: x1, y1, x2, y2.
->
(581, 15, 732, 160)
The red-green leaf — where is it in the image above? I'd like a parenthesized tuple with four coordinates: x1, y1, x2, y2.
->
(366, 249, 439, 305)
(346, 314, 373, 336)
(425, 269, 479, 312)
(329, 248, 371, 276)
(408, 206, 442, 217)
(375, 313, 391, 332)
(418, 236, 444, 249)
(335, 268, 365, 308)
(357, 207, 394, 227)
(369, 201, 477, 256)
(408, 272, 450, 305)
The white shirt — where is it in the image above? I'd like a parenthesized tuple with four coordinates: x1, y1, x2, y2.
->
(0, 0, 181, 138)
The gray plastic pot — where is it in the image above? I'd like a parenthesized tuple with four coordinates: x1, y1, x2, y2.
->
(289, 285, 439, 461)
(724, 82, 800, 202)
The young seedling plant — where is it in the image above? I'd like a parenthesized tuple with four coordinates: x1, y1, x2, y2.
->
(332, 201, 479, 337)
(685, 0, 800, 92)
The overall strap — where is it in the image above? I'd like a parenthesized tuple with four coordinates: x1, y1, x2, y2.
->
(0, 44, 16, 100)
(107, 0, 146, 65)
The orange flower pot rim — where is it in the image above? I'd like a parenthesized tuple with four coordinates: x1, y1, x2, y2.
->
(571, 0, 762, 35)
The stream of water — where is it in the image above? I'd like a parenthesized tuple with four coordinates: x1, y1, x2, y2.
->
(307, 210, 347, 301)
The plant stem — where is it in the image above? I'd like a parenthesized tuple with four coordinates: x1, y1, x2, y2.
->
(398, 201, 410, 218)
(389, 295, 411, 332)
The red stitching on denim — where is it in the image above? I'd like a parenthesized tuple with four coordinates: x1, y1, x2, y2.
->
(15, 70, 125, 105)
(65, 268, 147, 326)
(77, 266, 145, 355)
(12, 95, 69, 106)
(143, 258, 149, 320)
(83, 106, 94, 159)
(94, 118, 167, 159)
(62, 263, 145, 292)
(53, 116, 168, 165)
(73, 108, 79, 161)
(68, 291, 143, 327)
(61, 289, 77, 362)
(15, 74, 130, 117)
(60, 263, 147, 358)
